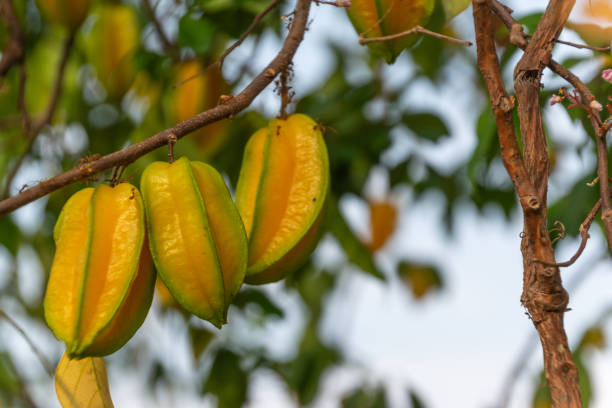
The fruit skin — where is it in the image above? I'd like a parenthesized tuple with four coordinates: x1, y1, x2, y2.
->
(172, 61, 229, 157)
(44, 183, 153, 358)
(37, 0, 91, 29)
(235, 114, 330, 284)
(346, 0, 435, 63)
(140, 157, 247, 327)
(88, 4, 139, 100)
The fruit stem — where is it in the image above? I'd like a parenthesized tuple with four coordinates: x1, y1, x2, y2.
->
(167, 133, 177, 163)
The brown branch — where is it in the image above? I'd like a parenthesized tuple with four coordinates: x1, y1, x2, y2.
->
(494, 252, 605, 408)
(359, 25, 473, 47)
(1, 29, 77, 200)
(173, 0, 280, 89)
(523, 33, 611, 53)
(511, 0, 581, 405)
(142, 0, 179, 61)
(472, 0, 539, 213)
(0, 0, 312, 217)
(475, 0, 582, 406)
(0, 0, 25, 76)
(490, 0, 612, 256)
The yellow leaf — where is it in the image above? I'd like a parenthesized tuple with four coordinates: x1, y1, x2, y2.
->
(397, 263, 443, 299)
(55, 352, 114, 408)
(367, 200, 397, 252)
(583, 0, 612, 22)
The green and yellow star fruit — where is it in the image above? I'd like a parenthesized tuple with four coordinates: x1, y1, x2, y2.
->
(44, 183, 155, 358)
(235, 114, 330, 284)
(140, 157, 248, 327)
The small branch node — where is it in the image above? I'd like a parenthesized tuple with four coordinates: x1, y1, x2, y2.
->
(521, 195, 540, 211)
(510, 24, 527, 47)
(219, 94, 233, 104)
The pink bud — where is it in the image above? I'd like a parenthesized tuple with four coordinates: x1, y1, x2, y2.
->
(602, 69, 612, 83)
(549, 94, 562, 106)
(590, 100, 603, 112)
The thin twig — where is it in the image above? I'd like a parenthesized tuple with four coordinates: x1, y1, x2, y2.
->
(0, 311, 54, 376)
(0, 0, 312, 217)
(535, 198, 601, 267)
(1, 29, 77, 200)
(524, 33, 611, 52)
(173, 0, 280, 89)
(17, 63, 29, 135)
(142, 0, 179, 60)
(359, 25, 473, 47)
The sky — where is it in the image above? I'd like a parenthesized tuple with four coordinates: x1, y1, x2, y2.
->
(2, 0, 612, 407)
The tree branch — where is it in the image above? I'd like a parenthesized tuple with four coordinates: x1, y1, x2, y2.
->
(472, 0, 539, 213)
(0, 0, 25, 76)
(511, 0, 581, 405)
(490, 0, 612, 255)
(173, 0, 280, 89)
(536, 197, 601, 268)
(474, 0, 582, 406)
(142, 0, 179, 61)
(524, 33, 610, 53)
(359, 25, 473, 47)
(0, 0, 312, 217)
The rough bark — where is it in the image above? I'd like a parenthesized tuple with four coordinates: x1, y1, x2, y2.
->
(473, 0, 582, 406)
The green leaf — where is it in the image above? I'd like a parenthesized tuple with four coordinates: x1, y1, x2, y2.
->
(189, 326, 215, 360)
(397, 262, 443, 300)
(548, 174, 599, 239)
(0, 353, 19, 395)
(342, 386, 388, 408)
(441, 0, 471, 20)
(0, 216, 20, 256)
(519, 13, 544, 34)
(402, 113, 449, 142)
(328, 199, 385, 281)
(232, 288, 284, 318)
(178, 15, 216, 55)
(409, 390, 427, 408)
(286, 323, 341, 405)
(203, 350, 248, 408)
(468, 106, 497, 185)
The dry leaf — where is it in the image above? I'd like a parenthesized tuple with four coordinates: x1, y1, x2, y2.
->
(55, 352, 114, 408)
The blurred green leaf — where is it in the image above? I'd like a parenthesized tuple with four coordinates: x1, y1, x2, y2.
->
(548, 174, 599, 239)
(342, 386, 388, 408)
(232, 288, 284, 318)
(328, 199, 385, 281)
(409, 389, 427, 408)
(397, 262, 443, 300)
(0, 217, 20, 256)
(178, 15, 216, 55)
(285, 323, 341, 405)
(402, 112, 449, 142)
(0, 353, 19, 395)
(203, 349, 248, 408)
(189, 326, 215, 360)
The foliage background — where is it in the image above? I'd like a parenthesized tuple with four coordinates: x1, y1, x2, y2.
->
(1, 0, 612, 407)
